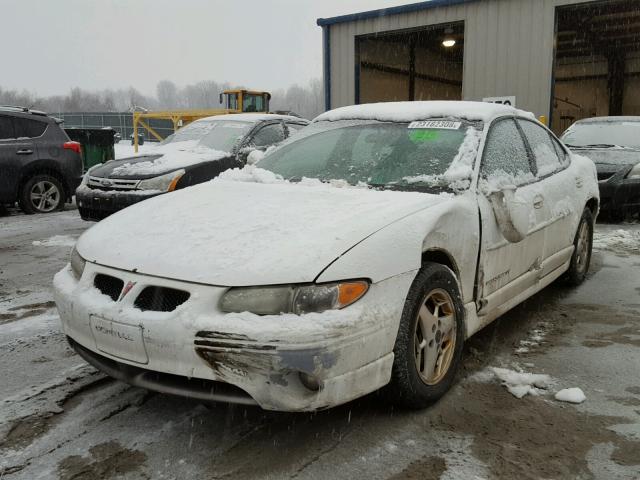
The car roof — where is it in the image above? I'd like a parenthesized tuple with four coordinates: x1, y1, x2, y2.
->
(198, 113, 309, 123)
(313, 101, 535, 124)
(574, 116, 640, 124)
(0, 105, 50, 118)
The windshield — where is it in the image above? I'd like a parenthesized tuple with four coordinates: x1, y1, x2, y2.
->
(161, 120, 252, 151)
(561, 121, 640, 149)
(258, 119, 482, 191)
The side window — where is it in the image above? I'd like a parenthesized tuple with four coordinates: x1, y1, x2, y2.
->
(518, 119, 561, 177)
(550, 135, 570, 167)
(13, 118, 47, 138)
(0, 116, 15, 140)
(481, 118, 532, 184)
(251, 123, 285, 147)
(285, 123, 305, 137)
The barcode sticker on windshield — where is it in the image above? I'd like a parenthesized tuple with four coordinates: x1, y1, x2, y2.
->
(408, 121, 462, 130)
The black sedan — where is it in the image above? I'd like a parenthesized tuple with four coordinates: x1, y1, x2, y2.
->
(562, 116, 640, 220)
(76, 113, 308, 221)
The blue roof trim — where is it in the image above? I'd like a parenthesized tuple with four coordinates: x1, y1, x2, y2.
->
(317, 0, 477, 26)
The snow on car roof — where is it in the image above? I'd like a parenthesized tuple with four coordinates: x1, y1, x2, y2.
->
(575, 116, 640, 124)
(314, 101, 535, 123)
(198, 113, 305, 123)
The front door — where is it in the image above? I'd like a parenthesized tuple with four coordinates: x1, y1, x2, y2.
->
(476, 117, 552, 314)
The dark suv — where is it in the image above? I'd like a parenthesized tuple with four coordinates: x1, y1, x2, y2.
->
(0, 106, 83, 214)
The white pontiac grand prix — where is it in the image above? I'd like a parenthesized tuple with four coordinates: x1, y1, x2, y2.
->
(54, 101, 599, 412)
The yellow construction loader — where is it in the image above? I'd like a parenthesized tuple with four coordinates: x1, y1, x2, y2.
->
(132, 89, 271, 152)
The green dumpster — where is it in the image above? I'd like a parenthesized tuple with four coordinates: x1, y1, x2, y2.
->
(64, 128, 116, 171)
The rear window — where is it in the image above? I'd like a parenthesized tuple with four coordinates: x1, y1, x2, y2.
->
(0, 116, 14, 140)
(13, 117, 47, 138)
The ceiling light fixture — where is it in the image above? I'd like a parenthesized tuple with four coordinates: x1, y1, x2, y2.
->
(442, 27, 456, 48)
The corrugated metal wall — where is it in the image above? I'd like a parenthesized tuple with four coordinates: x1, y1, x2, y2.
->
(327, 0, 590, 117)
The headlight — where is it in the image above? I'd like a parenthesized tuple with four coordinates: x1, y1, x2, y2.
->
(628, 163, 640, 179)
(220, 280, 369, 315)
(70, 246, 86, 280)
(138, 169, 185, 191)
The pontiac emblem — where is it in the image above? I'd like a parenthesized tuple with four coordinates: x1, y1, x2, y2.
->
(119, 281, 136, 301)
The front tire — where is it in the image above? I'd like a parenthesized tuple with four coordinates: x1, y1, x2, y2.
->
(18, 175, 65, 214)
(564, 207, 594, 286)
(388, 263, 465, 408)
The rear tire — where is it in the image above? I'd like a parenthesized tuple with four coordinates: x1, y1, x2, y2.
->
(18, 175, 65, 214)
(564, 208, 593, 286)
(388, 263, 465, 409)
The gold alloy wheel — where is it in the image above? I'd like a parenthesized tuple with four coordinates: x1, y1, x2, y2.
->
(413, 288, 457, 385)
(575, 221, 590, 275)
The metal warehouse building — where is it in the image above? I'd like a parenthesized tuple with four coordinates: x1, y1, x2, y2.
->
(317, 0, 640, 133)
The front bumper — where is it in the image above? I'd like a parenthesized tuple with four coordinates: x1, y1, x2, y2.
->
(53, 263, 414, 411)
(75, 185, 162, 221)
(598, 168, 640, 215)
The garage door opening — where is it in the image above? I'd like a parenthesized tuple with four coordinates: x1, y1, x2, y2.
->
(356, 22, 464, 104)
(552, 0, 640, 134)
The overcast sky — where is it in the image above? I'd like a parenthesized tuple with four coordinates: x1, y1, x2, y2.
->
(2, 0, 412, 96)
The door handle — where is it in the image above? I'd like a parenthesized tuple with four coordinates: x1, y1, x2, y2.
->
(533, 196, 544, 209)
(16, 149, 33, 155)
(575, 177, 583, 189)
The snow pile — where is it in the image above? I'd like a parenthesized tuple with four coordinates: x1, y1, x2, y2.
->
(593, 229, 640, 254)
(111, 141, 229, 176)
(217, 165, 370, 190)
(471, 367, 552, 398)
(403, 127, 481, 190)
(216, 164, 285, 184)
(555, 388, 586, 404)
(32, 235, 77, 247)
(314, 101, 535, 124)
(492, 367, 553, 398)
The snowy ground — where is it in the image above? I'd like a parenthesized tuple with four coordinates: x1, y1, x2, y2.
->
(1, 209, 639, 479)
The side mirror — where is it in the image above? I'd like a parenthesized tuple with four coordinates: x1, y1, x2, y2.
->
(246, 149, 265, 165)
(487, 188, 530, 243)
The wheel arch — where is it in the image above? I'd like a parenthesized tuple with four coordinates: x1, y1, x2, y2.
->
(421, 248, 460, 280)
(18, 160, 71, 200)
(585, 197, 599, 218)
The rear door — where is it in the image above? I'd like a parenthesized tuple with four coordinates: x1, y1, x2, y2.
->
(476, 117, 550, 311)
(517, 118, 578, 275)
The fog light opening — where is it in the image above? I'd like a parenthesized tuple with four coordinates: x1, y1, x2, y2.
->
(299, 372, 321, 392)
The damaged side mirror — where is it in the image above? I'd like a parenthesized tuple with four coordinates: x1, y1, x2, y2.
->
(488, 187, 530, 243)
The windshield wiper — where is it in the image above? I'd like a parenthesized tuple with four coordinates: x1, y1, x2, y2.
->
(566, 143, 620, 149)
(369, 183, 451, 193)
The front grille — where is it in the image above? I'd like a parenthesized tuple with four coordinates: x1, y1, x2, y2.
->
(87, 176, 140, 191)
(134, 286, 190, 312)
(597, 171, 615, 182)
(94, 274, 124, 301)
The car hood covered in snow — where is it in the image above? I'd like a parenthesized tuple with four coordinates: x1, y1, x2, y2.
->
(89, 140, 231, 179)
(76, 173, 451, 286)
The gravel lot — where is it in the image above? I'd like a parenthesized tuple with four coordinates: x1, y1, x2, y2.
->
(1, 206, 639, 480)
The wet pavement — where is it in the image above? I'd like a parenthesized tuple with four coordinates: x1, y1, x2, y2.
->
(1, 207, 639, 480)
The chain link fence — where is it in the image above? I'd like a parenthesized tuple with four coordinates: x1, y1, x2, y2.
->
(53, 112, 175, 142)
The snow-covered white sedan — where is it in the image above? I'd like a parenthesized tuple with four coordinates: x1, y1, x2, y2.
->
(54, 101, 599, 411)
